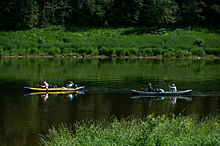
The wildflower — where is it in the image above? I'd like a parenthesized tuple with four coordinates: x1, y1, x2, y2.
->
(33, 33, 37, 37)
(164, 32, 168, 36)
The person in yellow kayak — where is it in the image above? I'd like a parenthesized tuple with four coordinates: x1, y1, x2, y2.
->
(41, 81, 49, 89)
(66, 81, 76, 88)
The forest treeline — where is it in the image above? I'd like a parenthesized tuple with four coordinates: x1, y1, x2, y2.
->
(0, 0, 219, 30)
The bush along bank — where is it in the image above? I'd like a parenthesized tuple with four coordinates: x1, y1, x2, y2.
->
(40, 114, 220, 145)
(0, 27, 220, 58)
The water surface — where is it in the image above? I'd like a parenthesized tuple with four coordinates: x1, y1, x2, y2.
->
(0, 58, 219, 145)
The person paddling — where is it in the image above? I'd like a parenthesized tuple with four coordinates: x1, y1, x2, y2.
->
(169, 84, 177, 92)
(66, 81, 75, 88)
(42, 81, 49, 90)
(146, 83, 154, 92)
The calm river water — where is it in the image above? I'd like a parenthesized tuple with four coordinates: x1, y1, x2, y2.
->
(0, 58, 219, 145)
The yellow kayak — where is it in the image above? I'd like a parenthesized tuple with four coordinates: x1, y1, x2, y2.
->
(24, 90, 85, 96)
(24, 86, 85, 92)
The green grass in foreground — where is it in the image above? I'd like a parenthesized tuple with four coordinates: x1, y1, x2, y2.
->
(0, 26, 220, 58)
(40, 114, 220, 146)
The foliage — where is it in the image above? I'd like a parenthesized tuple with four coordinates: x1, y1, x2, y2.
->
(152, 48, 163, 56)
(0, 1, 219, 29)
(140, 48, 154, 56)
(190, 48, 206, 57)
(98, 47, 114, 57)
(175, 0, 205, 27)
(40, 114, 220, 146)
(115, 48, 125, 57)
(0, 46, 3, 56)
(0, 27, 219, 57)
(194, 38, 204, 47)
(204, 48, 220, 56)
(48, 47, 61, 56)
(140, 0, 178, 27)
(163, 48, 175, 58)
(125, 48, 138, 56)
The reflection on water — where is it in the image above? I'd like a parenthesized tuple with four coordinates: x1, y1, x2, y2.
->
(131, 95, 192, 105)
(24, 90, 85, 102)
(0, 58, 220, 146)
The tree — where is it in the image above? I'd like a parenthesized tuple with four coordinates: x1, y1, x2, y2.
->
(108, 0, 143, 26)
(177, 0, 206, 27)
(140, 0, 178, 27)
(202, 0, 220, 27)
(23, 1, 39, 28)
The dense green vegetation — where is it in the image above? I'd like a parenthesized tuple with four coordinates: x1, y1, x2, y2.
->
(0, 0, 219, 30)
(0, 1, 219, 57)
(40, 114, 220, 145)
(0, 27, 220, 57)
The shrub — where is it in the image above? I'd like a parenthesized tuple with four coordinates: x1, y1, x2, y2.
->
(115, 48, 125, 57)
(190, 48, 206, 57)
(175, 49, 183, 58)
(212, 48, 220, 56)
(181, 50, 192, 57)
(18, 49, 27, 56)
(174, 49, 192, 58)
(152, 48, 163, 56)
(53, 42, 69, 49)
(98, 47, 108, 56)
(125, 48, 138, 56)
(38, 48, 48, 56)
(27, 47, 38, 55)
(106, 48, 114, 57)
(194, 39, 204, 47)
(0, 46, 3, 56)
(4, 44, 17, 51)
(142, 48, 153, 56)
(62, 48, 72, 56)
(76, 48, 92, 56)
(10, 49, 19, 56)
(98, 47, 114, 57)
(37, 37, 45, 44)
(204, 48, 220, 56)
(163, 49, 175, 58)
(48, 47, 61, 56)
(204, 48, 213, 55)
(40, 114, 220, 146)
(92, 48, 98, 56)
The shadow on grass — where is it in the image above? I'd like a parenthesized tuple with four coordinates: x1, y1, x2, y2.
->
(120, 27, 159, 35)
(63, 25, 92, 32)
(121, 27, 220, 35)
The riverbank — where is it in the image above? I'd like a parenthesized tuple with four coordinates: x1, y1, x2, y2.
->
(1, 55, 219, 60)
(0, 26, 220, 58)
(40, 114, 220, 145)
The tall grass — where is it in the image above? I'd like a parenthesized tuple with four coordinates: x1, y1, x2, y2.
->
(0, 26, 220, 57)
(40, 114, 220, 145)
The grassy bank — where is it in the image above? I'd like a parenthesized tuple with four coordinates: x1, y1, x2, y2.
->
(40, 114, 220, 145)
(0, 26, 220, 58)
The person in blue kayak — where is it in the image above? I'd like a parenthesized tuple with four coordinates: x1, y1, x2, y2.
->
(169, 84, 177, 92)
(146, 83, 154, 92)
(66, 81, 75, 88)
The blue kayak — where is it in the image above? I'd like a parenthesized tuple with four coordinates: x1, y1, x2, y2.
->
(131, 89, 192, 96)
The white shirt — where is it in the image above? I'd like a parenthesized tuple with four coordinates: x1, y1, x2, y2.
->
(169, 86, 177, 92)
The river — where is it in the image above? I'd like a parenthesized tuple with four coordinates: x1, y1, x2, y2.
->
(0, 58, 219, 145)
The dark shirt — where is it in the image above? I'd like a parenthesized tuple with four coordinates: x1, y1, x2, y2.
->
(147, 86, 154, 92)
